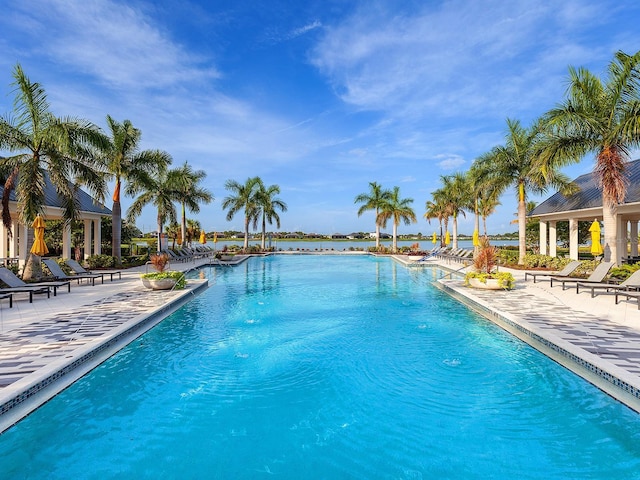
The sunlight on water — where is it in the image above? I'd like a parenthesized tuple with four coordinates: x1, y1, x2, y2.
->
(1, 256, 640, 479)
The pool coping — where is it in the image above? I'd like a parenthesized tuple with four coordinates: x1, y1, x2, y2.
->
(435, 277, 640, 413)
(0, 280, 209, 433)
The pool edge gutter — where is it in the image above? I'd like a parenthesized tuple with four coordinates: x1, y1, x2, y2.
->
(0, 280, 209, 434)
(435, 279, 640, 414)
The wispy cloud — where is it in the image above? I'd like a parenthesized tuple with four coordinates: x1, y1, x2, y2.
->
(289, 21, 323, 39)
(2, 0, 218, 90)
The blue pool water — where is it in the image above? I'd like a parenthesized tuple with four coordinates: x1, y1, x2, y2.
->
(1, 256, 640, 479)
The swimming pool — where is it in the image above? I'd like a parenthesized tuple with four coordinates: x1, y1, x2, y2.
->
(1, 255, 639, 478)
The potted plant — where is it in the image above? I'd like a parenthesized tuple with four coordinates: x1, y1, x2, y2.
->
(141, 253, 186, 290)
(464, 237, 515, 290)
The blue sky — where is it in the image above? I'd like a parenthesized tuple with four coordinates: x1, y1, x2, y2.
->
(1, 0, 639, 236)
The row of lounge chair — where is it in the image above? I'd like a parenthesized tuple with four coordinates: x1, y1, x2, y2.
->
(161, 246, 215, 263)
(0, 258, 122, 307)
(417, 247, 473, 263)
(525, 260, 640, 308)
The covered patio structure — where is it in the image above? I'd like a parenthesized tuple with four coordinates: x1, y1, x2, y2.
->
(0, 174, 111, 267)
(529, 159, 640, 265)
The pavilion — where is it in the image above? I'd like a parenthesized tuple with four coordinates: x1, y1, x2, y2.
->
(0, 171, 111, 266)
(529, 158, 640, 265)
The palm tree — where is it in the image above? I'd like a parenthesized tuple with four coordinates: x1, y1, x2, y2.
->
(476, 118, 573, 264)
(424, 200, 447, 246)
(222, 177, 261, 251)
(0, 64, 107, 279)
(478, 189, 501, 236)
(377, 186, 417, 252)
(543, 50, 640, 263)
(433, 173, 469, 250)
(165, 221, 180, 249)
(172, 161, 213, 245)
(126, 162, 178, 253)
(256, 181, 287, 250)
(354, 182, 392, 249)
(99, 115, 172, 265)
(185, 218, 202, 247)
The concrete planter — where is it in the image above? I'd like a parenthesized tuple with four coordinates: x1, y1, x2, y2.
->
(468, 277, 504, 290)
(141, 277, 177, 290)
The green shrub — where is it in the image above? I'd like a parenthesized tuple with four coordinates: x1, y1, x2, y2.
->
(608, 263, 640, 280)
(86, 254, 116, 269)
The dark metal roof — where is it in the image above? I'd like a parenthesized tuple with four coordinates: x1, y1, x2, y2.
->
(529, 158, 640, 216)
(0, 168, 111, 216)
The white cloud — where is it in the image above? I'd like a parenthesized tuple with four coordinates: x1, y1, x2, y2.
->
(5, 0, 218, 90)
(436, 154, 466, 171)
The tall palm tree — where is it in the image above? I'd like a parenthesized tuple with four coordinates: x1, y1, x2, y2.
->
(543, 50, 640, 263)
(377, 186, 417, 252)
(185, 218, 202, 247)
(256, 181, 287, 250)
(433, 173, 469, 249)
(100, 115, 172, 265)
(126, 162, 178, 253)
(476, 118, 573, 264)
(172, 161, 213, 245)
(0, 64, 107, 279)
(424, 199, 447, 245)
(477, 189, 501, 236)
(222, 176, 261, 251)
(354, 182, 392, 249)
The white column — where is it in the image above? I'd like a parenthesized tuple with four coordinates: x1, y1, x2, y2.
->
(94, 218, 102, 256)
(8, 221, 18, 258)
(84, 219, 92, 259)
(0, 224, 7, 259)
(632, 221, 639, 257)
(569, 218, 579, 260)
(62, 222, 72, 260)
(549, 221, 557, 257)
(616, 214, 626, 265)
(539, 220, 548, 255)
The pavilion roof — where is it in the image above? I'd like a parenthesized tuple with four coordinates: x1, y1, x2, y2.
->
(0, 167, 111, 216)
(529, 158, 640, 217)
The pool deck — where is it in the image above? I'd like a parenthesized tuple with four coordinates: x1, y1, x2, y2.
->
(2, 253, 640, 432)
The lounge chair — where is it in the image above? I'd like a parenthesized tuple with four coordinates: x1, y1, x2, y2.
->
(550, 261, 615, 290)
(42, 259, 103, 286)
(0, 292, 12, 308)
(65, 259, 121, 281)
(0, 266, 69, 296)
(0, 269, 51, 302)
(524, 260, 581, 283)
(615, 290, 640, 308)
(577, 269, 640, 297)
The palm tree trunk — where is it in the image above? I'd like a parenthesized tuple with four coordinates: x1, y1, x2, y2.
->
(22, 228, 43, 281)
(518, 183, 526, 265)
(244, 216, 250, 250)
(181, 203, 187, 249)
(375, 208, 380, 249)
(112, 181, 122, 265)
(602, 201, 617, 263)
(392, 222, 398, 252)
(474, 199, 480, 257)
(452, 213, 458, 250)
(261, 214, 266, 250)
(157, 215, 163, 253)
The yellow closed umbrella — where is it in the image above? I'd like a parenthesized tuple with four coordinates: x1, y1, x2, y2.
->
(589, 220, 603, 256)
(176, 229, 183, 246)
(199, 230, 206, 244)
(444, 231, 450, 245)
(30, 215, 49, 256)
(472, 228, 479, 247)
(431, 232, 437, 244)
(214, 232, 218, 244)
